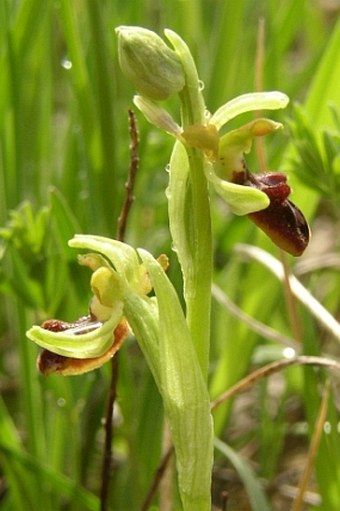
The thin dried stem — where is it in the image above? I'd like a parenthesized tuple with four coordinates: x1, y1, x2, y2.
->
(254, 16, 303, 345)
(280, 249, 303, 343)
(211, 356, 338, 411)
(235, 244, 340, 341)
(291, 381, 330, 511)
(140, 446, 175, 511)
(159, 422, 174, 511)
(212, 283, 298, 348)
(117, 109, 140, 242)
(100, 353, 120, 510)
(254, 17, 267, 172)
(220, 490, 229, 511)
(100, 109, 140, 511)
(255, 17, 265, 94)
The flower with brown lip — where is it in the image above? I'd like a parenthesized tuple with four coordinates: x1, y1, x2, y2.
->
(37, 317, 129, 376)
(233, 167, 310, 256)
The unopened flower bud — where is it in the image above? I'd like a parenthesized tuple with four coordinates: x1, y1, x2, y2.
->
(116, 26, 185, 100)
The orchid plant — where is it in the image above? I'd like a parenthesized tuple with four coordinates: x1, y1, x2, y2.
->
(26, 27, 309, 510)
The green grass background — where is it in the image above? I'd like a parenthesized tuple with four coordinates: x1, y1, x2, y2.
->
(1, 1, 340, 510)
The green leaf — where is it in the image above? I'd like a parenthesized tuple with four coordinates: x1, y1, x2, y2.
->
(0, 396, 36, 511)
(49, 188, 82, 261)
(0, 201, 49, 260)
(0, 444, 99, 511)
(215, 438, 271, 511)
(138, 248, 213, 511)
(288, 105, 340, 206)
(8, 246, 44, 308)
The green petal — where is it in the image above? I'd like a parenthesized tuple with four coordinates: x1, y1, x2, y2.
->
(69, 235, 141, 291)
(216, 119, 283, 179)
(205, 164, 270, 215)
(210, 91, 289, 130)
(26, 304, 123, 358)
(90, 267, 125, 306)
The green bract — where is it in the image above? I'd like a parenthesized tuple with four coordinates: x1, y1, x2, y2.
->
(133, 95, 182, 136)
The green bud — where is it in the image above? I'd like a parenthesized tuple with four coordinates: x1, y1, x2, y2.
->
(116, 26, 185, 100)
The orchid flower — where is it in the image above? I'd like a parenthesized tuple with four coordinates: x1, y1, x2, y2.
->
(27, 236, 168, 375)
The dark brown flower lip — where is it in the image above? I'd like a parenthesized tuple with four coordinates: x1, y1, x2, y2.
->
(232, 167, 310, 256)
(246, 171, 291, 202)
(248, 198, 310, 256)
(233, 168, 291, 201)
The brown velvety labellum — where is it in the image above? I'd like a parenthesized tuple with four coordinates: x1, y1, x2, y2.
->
(247, 171, 291, 201)
(37, 350, 69, 375)
(248, 199, 310, 256)
(233, 168, 310, 256)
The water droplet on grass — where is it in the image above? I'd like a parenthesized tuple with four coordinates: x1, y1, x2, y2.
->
(61, 58, 72, 70)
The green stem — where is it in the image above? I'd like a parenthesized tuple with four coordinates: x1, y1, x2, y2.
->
(166, 30, 212, 380)
(179, 143, 212, 379)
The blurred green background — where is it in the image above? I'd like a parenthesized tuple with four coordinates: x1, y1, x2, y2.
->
(1, 1, 340, 510)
